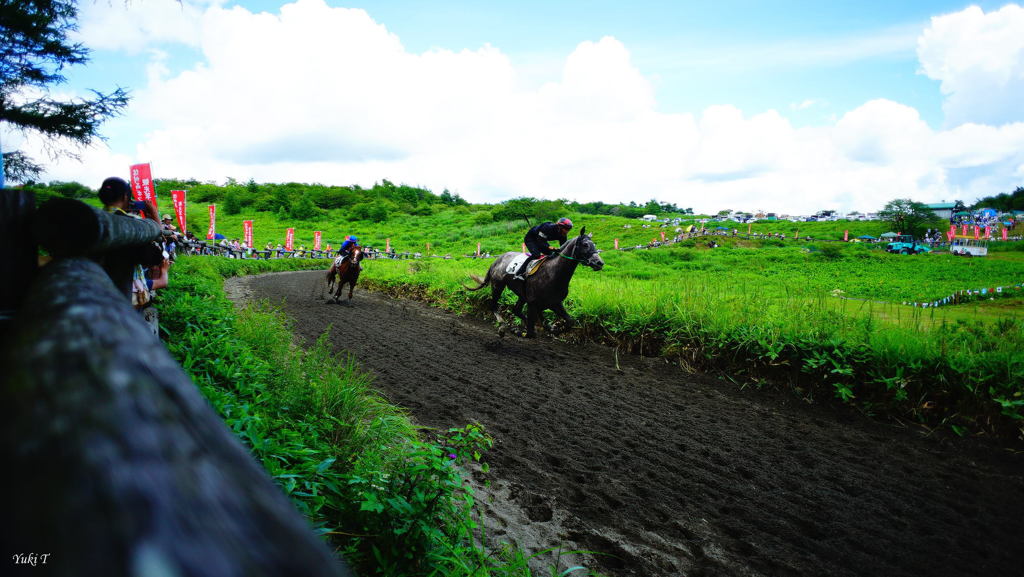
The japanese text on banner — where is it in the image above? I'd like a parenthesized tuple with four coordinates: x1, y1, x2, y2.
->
(207, 204, 216, 240)
(171, 190, 187, 233)
(129, 163, 156, 203)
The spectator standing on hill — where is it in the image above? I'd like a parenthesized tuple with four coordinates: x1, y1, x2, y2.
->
(160, 214, 180, 261)
(98, 176, 169, 335)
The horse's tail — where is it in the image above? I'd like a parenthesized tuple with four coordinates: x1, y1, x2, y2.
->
(463, 272, 489, 291)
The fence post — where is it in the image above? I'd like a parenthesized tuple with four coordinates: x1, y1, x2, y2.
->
(0, 190, 37, 332)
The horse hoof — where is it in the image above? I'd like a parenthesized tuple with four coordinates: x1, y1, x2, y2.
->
(497, 325, 506, 337)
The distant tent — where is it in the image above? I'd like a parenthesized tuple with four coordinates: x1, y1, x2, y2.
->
(879, 232, 898, 238)
(857, 235, 876, 240)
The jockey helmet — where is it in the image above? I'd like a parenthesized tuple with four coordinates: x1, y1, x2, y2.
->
(556, 217, 573, 230)
(349, 236, 358, 244)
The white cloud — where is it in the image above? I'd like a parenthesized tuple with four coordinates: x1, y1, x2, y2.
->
(31, 1, 1024, 216)
(77, 0, 206, 52)
(917, 4, 1024, 127)
(790, 99, 820, 111)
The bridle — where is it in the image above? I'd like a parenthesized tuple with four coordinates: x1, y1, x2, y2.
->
(556, 235, 586, 263)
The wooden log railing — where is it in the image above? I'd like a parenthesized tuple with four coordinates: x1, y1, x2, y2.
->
(0, 195, 351, 576)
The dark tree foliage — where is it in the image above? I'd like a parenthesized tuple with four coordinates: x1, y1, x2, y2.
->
(879, 198, 942, 236)
(491, 197, 572, 225)
(0, 0, 129, 185)
(972, 186, 1024, 212)
(1, 150, 43, 183)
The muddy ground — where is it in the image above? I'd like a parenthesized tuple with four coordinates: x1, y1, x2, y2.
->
(228, 271, 1024, 577)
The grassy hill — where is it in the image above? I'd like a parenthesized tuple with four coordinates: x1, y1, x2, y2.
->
(30, 185, 1024, 438)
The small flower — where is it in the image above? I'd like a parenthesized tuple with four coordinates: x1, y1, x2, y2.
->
(447, 453, 457, 460)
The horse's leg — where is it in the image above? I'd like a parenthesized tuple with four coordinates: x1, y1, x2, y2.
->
(511, 297, 528, 325)
(550, 301, 575, 333)
(490, 282, 507, 326)
(347, 279, 355, 301)
(331, 275, 342, 303)
(524, 303, 541, 338)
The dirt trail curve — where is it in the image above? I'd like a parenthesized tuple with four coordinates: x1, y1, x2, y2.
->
(229, 271, 1024, 577)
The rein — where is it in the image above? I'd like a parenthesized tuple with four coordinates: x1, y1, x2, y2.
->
(556, 251, 587, 262)
(556, 237, 586, 262)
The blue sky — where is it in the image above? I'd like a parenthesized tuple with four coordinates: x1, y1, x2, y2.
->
(13, 0, 1024, 214)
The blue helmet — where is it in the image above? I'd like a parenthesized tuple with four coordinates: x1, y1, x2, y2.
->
(349, 236, 358, 244)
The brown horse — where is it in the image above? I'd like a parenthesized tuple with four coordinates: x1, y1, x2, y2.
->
(326, 246, 364, 304)
(465, 228, 603, 337)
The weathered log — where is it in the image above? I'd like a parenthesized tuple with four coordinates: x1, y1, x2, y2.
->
(0, 258, 352, 577)
(31, 197, 162, 257)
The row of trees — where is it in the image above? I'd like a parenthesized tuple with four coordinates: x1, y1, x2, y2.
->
(973, 186, 1024, 213)
(17, 176, 696, 225)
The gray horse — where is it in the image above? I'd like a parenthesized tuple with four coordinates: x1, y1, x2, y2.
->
(466, 227, 604, 337)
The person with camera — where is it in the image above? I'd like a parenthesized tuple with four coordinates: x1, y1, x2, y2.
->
(98, 176, 170, 334)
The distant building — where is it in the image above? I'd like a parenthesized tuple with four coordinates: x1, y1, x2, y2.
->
(641, 214, 658, 221)
(924, 202, 956, 221)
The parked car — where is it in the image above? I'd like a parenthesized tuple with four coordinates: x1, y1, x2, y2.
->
(885, 235, 931, 255)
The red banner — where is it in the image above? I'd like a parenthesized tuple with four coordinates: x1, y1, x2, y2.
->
(962, 224, 968, 235)
(843, 230, 849, 242)
(285, 228, 294, 251)
(1003, 228, 1008, 241)
(984, 226, 991, 239)
(974, 226, 980, 239)
(170, 190, 187, 233)
(313, 231, 321, 250)
(129, 163, 157, 220)
(947, 230, 955, 241)
(660, 231, 666, 241)
(386, 238, 391, 252)
(207, 204, 216, 240)
(243, 220, 253, 248)
(476, 242, 481, 256)
(614, 238, 619, 250)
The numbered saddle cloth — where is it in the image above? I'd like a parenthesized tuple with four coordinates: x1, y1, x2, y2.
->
(504, 254, 544, 276)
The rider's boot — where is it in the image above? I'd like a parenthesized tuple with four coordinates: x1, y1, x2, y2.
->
(513, 258, 530, 281)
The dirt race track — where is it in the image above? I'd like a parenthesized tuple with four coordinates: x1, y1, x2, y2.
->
(230, 271, 1024, 577)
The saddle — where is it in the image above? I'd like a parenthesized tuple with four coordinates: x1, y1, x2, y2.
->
(505, 253, 548, 277)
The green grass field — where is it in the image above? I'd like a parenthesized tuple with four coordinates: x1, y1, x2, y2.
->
(91, 196, 1024, 436)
